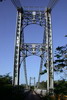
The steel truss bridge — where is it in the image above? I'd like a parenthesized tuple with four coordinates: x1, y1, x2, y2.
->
(0, 0, 59, 94)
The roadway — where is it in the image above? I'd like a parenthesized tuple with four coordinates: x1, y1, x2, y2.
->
(24, 91, 42, 100)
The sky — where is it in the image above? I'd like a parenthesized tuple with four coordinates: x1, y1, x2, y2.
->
(0, 0, 67, 85)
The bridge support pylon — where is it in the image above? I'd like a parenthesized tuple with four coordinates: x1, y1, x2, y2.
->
(13, 8, 23, 86)
(45, 8, 54, 94)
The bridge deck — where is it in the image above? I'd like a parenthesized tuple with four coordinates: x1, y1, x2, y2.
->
(24, 91, 42, 100)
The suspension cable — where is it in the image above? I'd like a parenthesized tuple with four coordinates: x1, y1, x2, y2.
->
(11, 0, 22, 9)
(47, 0, 59, 10)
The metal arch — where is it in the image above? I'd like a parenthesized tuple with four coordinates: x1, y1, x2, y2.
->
(20, 52, 46, 69)
(22, 23, 43, 30)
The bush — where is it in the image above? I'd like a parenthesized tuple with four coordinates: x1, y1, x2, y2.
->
(54, 80, 67, 95)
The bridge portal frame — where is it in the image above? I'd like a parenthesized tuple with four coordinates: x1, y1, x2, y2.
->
(13, 7, 54, 94)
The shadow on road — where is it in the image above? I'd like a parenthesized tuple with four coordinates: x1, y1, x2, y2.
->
(24, 91, 42, 100)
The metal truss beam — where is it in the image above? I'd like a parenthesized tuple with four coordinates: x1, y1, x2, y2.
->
(21, 43, 45, 57)
(45, 8, 54, 94)
(23, 10, 45, 28)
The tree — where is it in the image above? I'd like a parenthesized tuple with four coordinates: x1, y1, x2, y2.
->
(0, 74, 25, 100)
(54, 79, 67, 94)
(40, 44, 67, 79)
(54, 44, 67, 79)
(0, 73, 12, 86)
(37, 81, 47, 89)
(65, 35, 67, 37)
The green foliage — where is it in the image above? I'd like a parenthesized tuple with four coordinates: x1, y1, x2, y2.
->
(38, 81, 47, 89)
(42, 45, 67, 77)
(30, 86, 34, 90)
(0, 74, 28, 100)
(54, 80, 67, 95)
(54, 44, 67, 79)
(0, 85, 26, 100)
(40, 69, 47, 75)
(65, 35, 67, 37)
(55, 45, 66, 72)
(0, 73, 12, 86)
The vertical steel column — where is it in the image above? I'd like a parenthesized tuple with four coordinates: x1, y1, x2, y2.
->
(29, 77, 31, 89)
(13, 8, 23, 86)
(34, 77, 35, 88)
(38, 57, 43, 88)
(45, 8, 54, 94)
(21, 31, 28, 88)
(23, 58, 28, 88)
(37, 26, 45, 88)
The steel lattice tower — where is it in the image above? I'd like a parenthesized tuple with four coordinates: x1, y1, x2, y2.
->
(0, 0, 59, 95)
(11, 0, 61, 94)
(13, 7, 54, 93)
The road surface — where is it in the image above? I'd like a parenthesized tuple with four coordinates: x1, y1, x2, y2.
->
(24, 91, 42, 100)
